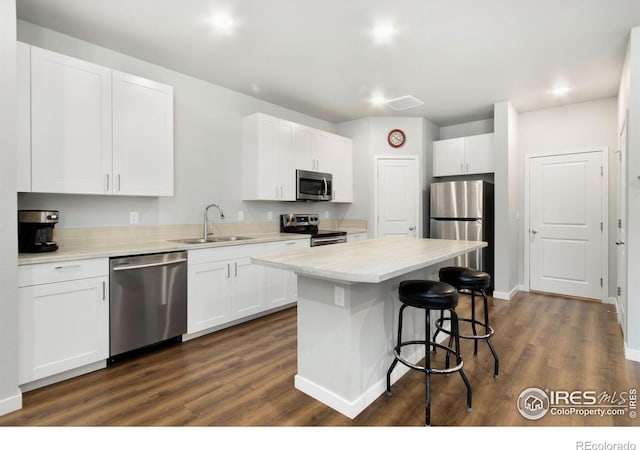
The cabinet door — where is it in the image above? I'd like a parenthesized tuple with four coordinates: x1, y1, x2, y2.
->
(313, 131, 331, 172)
(330, 135, 353, 203)
(278, 119, 296, 200)
(112, 71, 174, 196)
(264, 240, 308, 309)
(19, 276, 108, 384)
(17, 42, 31, 193)
(230, 256, 264, 320)
(30, 47, 112, 194)
(464, 133, 494, 174)
(433, 137, 465, 177)
(187, 260, 232, 334)
(294, 125, 315, 170)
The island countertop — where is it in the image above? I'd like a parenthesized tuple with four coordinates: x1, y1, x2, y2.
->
(251, 236, 487, 284)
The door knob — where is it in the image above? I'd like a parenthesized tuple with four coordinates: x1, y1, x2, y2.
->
(616, 241, 625, 245)
(531, 229, 538, 234)
(409, 226, 415, 231)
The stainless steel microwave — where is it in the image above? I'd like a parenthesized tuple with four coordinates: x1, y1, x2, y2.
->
(296, 169, 333, 201)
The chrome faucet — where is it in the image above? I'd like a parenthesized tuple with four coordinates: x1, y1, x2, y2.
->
(203, 203, 225, 240)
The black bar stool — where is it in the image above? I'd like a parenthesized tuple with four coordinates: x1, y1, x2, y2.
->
(435, 267, 499, 378)
(385, 279, 472, 426)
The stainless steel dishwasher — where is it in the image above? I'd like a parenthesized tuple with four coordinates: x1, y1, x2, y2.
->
(109, 251, 187, 361)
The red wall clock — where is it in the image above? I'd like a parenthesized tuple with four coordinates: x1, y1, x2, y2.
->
(388, 129, 406, 148)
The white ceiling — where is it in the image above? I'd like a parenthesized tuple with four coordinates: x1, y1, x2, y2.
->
(15, 0, 640, 126)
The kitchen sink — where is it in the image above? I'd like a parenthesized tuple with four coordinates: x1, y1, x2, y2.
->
(170, 236, 254, 244)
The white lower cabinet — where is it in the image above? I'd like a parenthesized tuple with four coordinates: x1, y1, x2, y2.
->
(187, 243, 266, 334)
(264, 239, 310, 309)
(18, 259, 109, 386)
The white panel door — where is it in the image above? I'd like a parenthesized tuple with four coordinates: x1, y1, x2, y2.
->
(529, 152, 603, 299)
(377, 158, 419, 237)
(30, 46, 112, 194)
(112, 70, 174, 196)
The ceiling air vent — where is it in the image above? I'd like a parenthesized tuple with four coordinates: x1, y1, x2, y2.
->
(384, 95, 424, 111)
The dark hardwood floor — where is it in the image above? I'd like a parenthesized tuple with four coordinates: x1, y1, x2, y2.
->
(1, 291, 639, 427)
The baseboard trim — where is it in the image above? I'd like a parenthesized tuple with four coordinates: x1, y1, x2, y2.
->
(0, 390, 22, 417)
(625, 345, 640, 362)
(493, 285, 519, 300)
(604, 296, 617, 305)
(294, 347, 421, 419)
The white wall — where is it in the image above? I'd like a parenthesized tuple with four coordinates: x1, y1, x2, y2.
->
(493, 101, 520, 299)
(0, 0, 22, 416)
(17, 21, 354, 230)
(337, 116, 439, 237)
(439, 118, 494, 140)
(518, 98, 619, 296)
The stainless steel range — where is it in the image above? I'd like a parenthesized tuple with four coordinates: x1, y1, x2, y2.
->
(280, 213, 347, 246)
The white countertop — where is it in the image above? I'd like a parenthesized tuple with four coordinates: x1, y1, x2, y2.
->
(251, 236, 486, 283)
(17, 232, 311, 265)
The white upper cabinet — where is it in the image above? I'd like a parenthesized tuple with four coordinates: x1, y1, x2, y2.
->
(433, 133, 494, 177)
(112, 70, 174, 196)
(242, 113, 296, 201)
(22, 44, 174, 196)
(330, 135, 353, 203)
(30, 46, 112, 194)
(295, 126, 332, 172)
(243, 112, 353, 203)
(17, 41, 31, 193)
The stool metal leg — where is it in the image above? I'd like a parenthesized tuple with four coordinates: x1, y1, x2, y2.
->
(425, 308, 431, 426)
(451, 309, 472, 412)
(480, 290, 500, 378)
(386, 304, 407, 394)
(470, 291, 479, 356)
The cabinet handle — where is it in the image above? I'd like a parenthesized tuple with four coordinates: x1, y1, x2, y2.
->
(234, 262, 238, 277)
(280, 186, 283, 198)
(54, 264, 81, 270)
(227, 263, 231, 278)
(117, 174, 121, 192)
(460, 163, 464, 172)
(102, 281, 106, 300)
(466, 163, 469, 172)
(105, 174, 110, 192)
(286, 241, 296, 246)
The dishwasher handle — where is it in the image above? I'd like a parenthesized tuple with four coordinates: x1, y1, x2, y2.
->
(112, 258, 187, 271)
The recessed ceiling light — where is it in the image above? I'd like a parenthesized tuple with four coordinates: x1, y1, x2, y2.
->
(211, 13, 235, 33)
(551, 85, 570, 96)
(372, 23, 395, 44)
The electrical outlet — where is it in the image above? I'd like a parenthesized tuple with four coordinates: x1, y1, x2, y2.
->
(129, 211, 139, 225)
(334, 286, 345, 307)
(324, 211, 330, 219)
(238, 210, 244, 221)
(267, 211, 273, 221)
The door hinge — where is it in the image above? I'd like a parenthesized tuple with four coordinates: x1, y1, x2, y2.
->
(601, 222, 604, 232)
(601, 166, 604, 176)
(600, 278, 603, 287)
(617, 286, 622, 296)
(618, 219, 622, 229)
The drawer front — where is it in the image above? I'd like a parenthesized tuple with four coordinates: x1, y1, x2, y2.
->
(19, 258, 109, 287)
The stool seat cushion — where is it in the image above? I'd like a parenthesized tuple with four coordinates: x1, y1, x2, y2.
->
(439, 266, 491, 291)
(398, 280, 458, 309)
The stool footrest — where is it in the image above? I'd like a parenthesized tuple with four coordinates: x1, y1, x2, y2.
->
(392, 340, 464, 374)
(435, 317, 495, 340)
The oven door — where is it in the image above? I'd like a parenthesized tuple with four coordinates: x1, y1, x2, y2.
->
(297, 169, 332, 201)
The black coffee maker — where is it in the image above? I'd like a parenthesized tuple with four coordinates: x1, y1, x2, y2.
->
(18, 210, 59, 253)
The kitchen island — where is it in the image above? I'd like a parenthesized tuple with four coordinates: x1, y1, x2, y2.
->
(251, 236, 486, 419)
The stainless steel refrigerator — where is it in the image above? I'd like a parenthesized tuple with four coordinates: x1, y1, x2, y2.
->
(429, 180, 494, 289)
